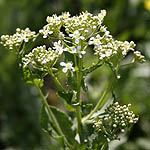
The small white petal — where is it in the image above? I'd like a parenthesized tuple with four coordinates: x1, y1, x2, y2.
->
(60, 62, 66, 66)
(90, 37, 95, 41)
(69, 34, 73, 37)
(58, 40, 61, 44)
(62, 68, 68, 73)
(77, 45, 81, 50)
(81, 51, 86, 55)
(39, 29, 43, 33)
(74, 30, 79, 35)
(79, 54, 82, 58)
(43, 35, 47, 38)
(71, 67, 75, 72)
(101, 54, 105, 58)
(88, 41, 93, 45)
(122, 51, 126, 55)
(17, 38, 22, 42)
(105, 31, 110, 35)
(75, 39, 79, 44)
(58, 49, 63, 54)
(24, 38, 28, 42)
(80, 36, 85, 40)
(48, 31, 53, 34)
(71, 47, 77, 53)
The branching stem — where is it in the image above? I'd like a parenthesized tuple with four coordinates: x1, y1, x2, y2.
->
(82, 85, 112, 124)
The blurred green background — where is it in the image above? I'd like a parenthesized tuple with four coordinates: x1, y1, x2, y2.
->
(0, 0, 150, 150)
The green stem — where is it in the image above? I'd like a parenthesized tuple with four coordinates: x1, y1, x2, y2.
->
(101, 142, 108, 150)
(48, 68, 66, 92)
(76, 58, 82, 135)
(35, 84, 72, 148)
(82, 85, 111, 124)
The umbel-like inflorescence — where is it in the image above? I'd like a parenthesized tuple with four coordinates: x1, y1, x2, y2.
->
(1, 10, 145, 74)
(1, 28, 36, 52)
(93, 102, 138, 142)
(22, 45, 61, 69)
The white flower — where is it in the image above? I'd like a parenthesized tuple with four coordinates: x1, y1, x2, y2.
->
(122, 50, 127, 55)
(53, 40, 64, 54)
(69, 30, 85, 44)
(48, 31, 53, 34)
(88, 37, 95, 45)
(105, 49, 112, 57)
(60, 62, 75, 73)
(79, 51, 86, 58)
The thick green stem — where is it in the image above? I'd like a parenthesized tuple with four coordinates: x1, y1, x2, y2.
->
(35, 84, 72, 148)
(82, 85, 111, 124)
(76, 58, 82, 135)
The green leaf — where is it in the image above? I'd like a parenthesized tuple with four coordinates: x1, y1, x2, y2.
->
(33, 78, 43, 87)
(40, 106, 65, 147)
(88, 132, 108, 150)
(64, 101, 76, 112)
(40, 104, 75, 144)
(57, 91, 73, 105)
(23, 66, 44, 87)
(67, 72, 77, 90)
(40, 105, 49, 132)
(64, 51, 74, 62)
(54, 135, 65, 148)
(51, 106, 75, 144)
(23, 66, 32, 83)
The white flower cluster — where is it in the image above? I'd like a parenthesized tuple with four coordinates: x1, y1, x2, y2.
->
(63, 10, 106, 34)
(22, 45, 61, 68)
(39, 14, 64, 38)
(93, 102, 138, 141)
(89, 32, 136, 61)
(1, 10, 145, 74)
(39, 10, 106, 39)
(1, 28, 36, 50)
(134, 51, 145, 63)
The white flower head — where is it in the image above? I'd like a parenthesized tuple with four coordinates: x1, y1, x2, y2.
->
(60, 62, 75, 73)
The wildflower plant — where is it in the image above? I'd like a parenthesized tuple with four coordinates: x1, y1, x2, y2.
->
(1, 10, 145, 150)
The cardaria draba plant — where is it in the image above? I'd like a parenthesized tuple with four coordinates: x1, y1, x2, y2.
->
(1, 10, 145, 150)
